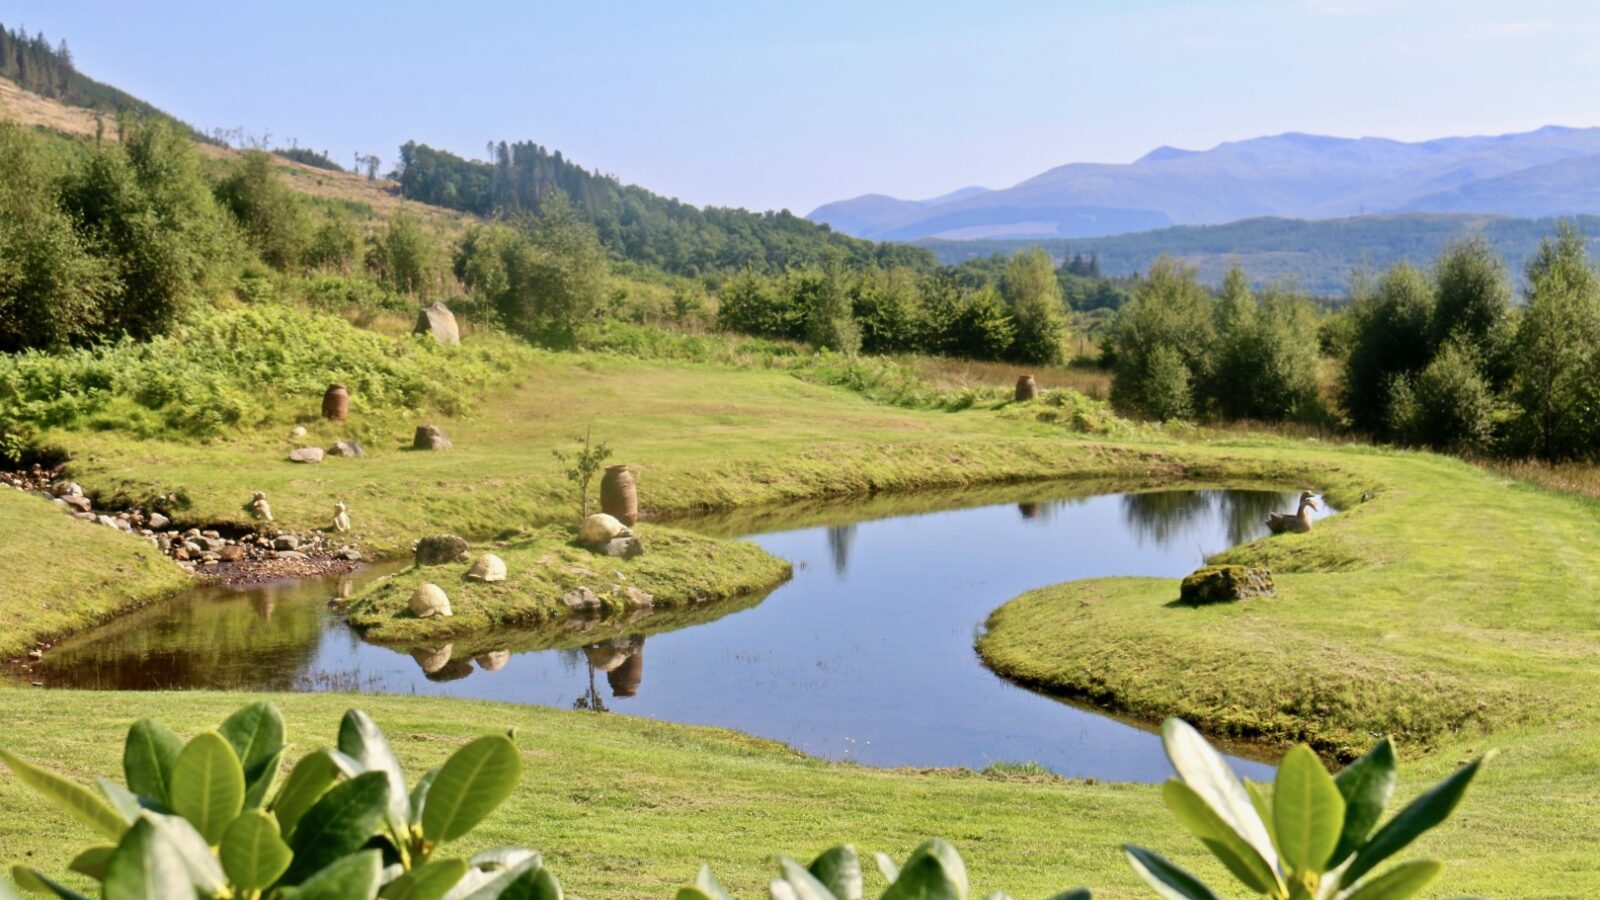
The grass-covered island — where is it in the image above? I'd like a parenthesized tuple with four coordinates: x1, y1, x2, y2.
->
(344, 524, 792, 644)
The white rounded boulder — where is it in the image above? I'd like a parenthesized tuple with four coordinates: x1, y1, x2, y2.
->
(579, 513, 629, 546)
(466, 553, 507, 583)
(409, 582, 453, 618)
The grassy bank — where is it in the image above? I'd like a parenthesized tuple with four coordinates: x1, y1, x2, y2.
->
(0, 688, 1563, 899)
(0, 488, 188, 657)
(345, 524, 791, 644)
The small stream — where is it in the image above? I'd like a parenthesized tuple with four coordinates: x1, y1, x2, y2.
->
(20, 487, 1328, 782)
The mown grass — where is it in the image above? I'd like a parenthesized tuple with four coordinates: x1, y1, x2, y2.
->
(346, 524, 791, 644)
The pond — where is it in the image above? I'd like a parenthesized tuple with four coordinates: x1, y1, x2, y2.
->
(20, 487, 1330, 782)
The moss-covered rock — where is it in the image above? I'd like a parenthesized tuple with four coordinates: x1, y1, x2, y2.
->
(1178, 564, 1274, 605)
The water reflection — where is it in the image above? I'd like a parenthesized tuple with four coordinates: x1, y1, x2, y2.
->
(18, 487, 1330, 782)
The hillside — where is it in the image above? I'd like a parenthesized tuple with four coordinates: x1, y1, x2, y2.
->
(921, 213, 1600, 295)
(813, 126, 1600, 241)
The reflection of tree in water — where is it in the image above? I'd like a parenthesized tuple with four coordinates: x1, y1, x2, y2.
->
(1121, 490, 1216, 547)
(1218, 491, 1295, 547)
(826, 525, 856, 578)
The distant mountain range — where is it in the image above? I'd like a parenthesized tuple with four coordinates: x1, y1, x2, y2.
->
(809, 126, 1600, 241)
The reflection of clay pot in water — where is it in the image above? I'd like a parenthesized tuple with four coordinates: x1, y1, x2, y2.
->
(410, 644, 454, 674)
(607, 645, 644, 698)
(474, 650, 510, 672)
(1018, 502, 1039, 519)
(583, 645, 628, 672)
(600, 465, 638, 526)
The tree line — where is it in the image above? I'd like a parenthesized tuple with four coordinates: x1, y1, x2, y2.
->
(393, 140, 936, 277)
(1104, 227, 1600, 461)
(0, 23, 198, 136)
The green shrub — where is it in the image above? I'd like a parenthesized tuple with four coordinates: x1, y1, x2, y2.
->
(1388, 343, 1500, 453)
(215, 150, 311, 271)
(1126, 718, 1487, 900)
(1002, 248, 1067, 365)
(0, 702, 553, 899)
(684, 839, 1087, 900)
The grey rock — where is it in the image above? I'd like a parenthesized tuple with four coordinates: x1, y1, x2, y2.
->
(599, 536, 644, 558)
(201, 536, 227, 552)
(62, 495, 92, 513)
(288, 447, 325, 464)
(413, 301, 461, 346)
(335, 547, 363, 561)
(182, 541, 204, 555)
(561, 586, 601, 611)
(72, 511, 96, 522)
(218, 545, 245, 562)
(327, 439, 365, 458)
(274, 550, 308, 560)
(414, 534, 469, 566)
(272, 535, 300, 552)
(146, 512, 170, 530)
(412, 424, 452, 451)
(96, 515, 119, 529)
(50, 481, 82, 498)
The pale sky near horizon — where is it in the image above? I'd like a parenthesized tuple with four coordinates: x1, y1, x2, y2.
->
(6, 1, 1599, 214)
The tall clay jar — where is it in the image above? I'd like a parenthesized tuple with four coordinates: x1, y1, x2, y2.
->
(1015, 374, 1038, 402)
(322, 384, 350, 421)
(600, 464, 638, 526)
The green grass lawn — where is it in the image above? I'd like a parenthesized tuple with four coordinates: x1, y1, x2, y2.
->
(3, 354, 1599, 896)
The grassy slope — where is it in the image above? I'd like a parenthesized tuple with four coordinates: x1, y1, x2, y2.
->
(0, 489, 188, 657)
(346, 524, 792, 643)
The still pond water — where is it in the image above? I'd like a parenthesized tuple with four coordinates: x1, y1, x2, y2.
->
(25, 488, 1329, 782)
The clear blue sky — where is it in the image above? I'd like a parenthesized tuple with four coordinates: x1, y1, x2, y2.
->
(6, 1, 1599, 213)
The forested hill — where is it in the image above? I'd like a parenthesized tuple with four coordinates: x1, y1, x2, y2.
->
(0, 23, 197, 135)
(394, 140, 935, 276)
(923, 213, 1600, 295)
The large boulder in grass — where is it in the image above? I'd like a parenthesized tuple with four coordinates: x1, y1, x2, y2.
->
(409, 583, 453, 618)
(1180, 565, 1275, 605)
(579, 513, 629, 547)
(415, 534, 469, 566)
(414, 302, 461, 346)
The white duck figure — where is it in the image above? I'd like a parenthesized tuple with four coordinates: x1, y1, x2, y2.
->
(332, 500, 351, 533)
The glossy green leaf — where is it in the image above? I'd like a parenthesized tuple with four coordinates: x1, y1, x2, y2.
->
(379, 857, 469, 900)
(893, 839, 968, 900)
(881, 846, 963, 900)
(675, 889, 716, 900)
(144, 811, 228, 895)
(103, 817, 191, 900)
(292, 849, 383, 900)
(170, 731, 245, 845)
(419, 735, 520, 845)
(873, 852, 899, 883)
(0, 748, 125, 839)
(220, 810, 292, 891)
(452, 858, 541, 899)
(66, 845, 116, 881)
(219, 703, 285, 776)
(0, 872, 18, 900)
(809, 845, 863, 900)
(1332, 738, 1398, 864)
(122, 718, 182, 808)
(470, 848, 541, 872)
(1160, 718, 1277, 869)
(1162, 780, 1281, 894)
(409, 767, 440, 826)
(1341, 753, 1489, 888)
(776, 858, 836, 900)
(1243, 781, 1277, 856)
(1273, 745, 1345, 874)
(1123, 846, 1222, 900)
(1341, 860, 1443, 900)
(693, 864, 734, 900)
(10, 867, 90, 900)
(95, 778, 143, 825)
(283, 770, 391, 885)
(339, 710, 411, 842)
(1044, 891, 1091, 900)
(243, 745, 286, 812)
(272, 749, 344, 839)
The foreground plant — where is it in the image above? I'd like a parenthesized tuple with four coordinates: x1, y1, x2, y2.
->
(1127, 718, 1489, 900)
(0, 702, 557, 899)
(680, 838, 1089, 900)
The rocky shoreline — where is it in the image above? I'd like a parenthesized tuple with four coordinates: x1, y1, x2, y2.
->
(2, 464, 363, 587)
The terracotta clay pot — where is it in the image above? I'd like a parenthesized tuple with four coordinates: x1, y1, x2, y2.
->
(322, 384, 349, 420)
(600, 464, 638, 526)
(1015, 374, 1038, 402)
(607, 644, 644, 697)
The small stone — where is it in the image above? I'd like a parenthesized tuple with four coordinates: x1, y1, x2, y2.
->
(290, 426, 308, 438)
(218, 545, 245, 562)
(579, 513, 628, 547)
(147, 512, 170, 530)
(561, 586, 601, 611)
(183, 541, 204, 555)
(96, 515, 119, 529)
(414, 534, 469, 566)
(201, 536, 227, 552)
(272, 534, 300, 551)
(613, 585, 654, 607)
(465, 553, 507, 582)
(327, 439, 365, 458)
(288, 447, 324, 464)
(274, 550, 308, 560)
(50, 481, 82, 498)
(201, 530, 220, 539)
(600, 536, 644, 558)
(409, 583, 453, 618)
(335, 547, 363, 561)
(172, 545, 191, 561)
(201, 551, 221, 562)
(412, 424, 452, 451)
(1179, 565, 1276, 605)
(26, 649, 42, 660)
